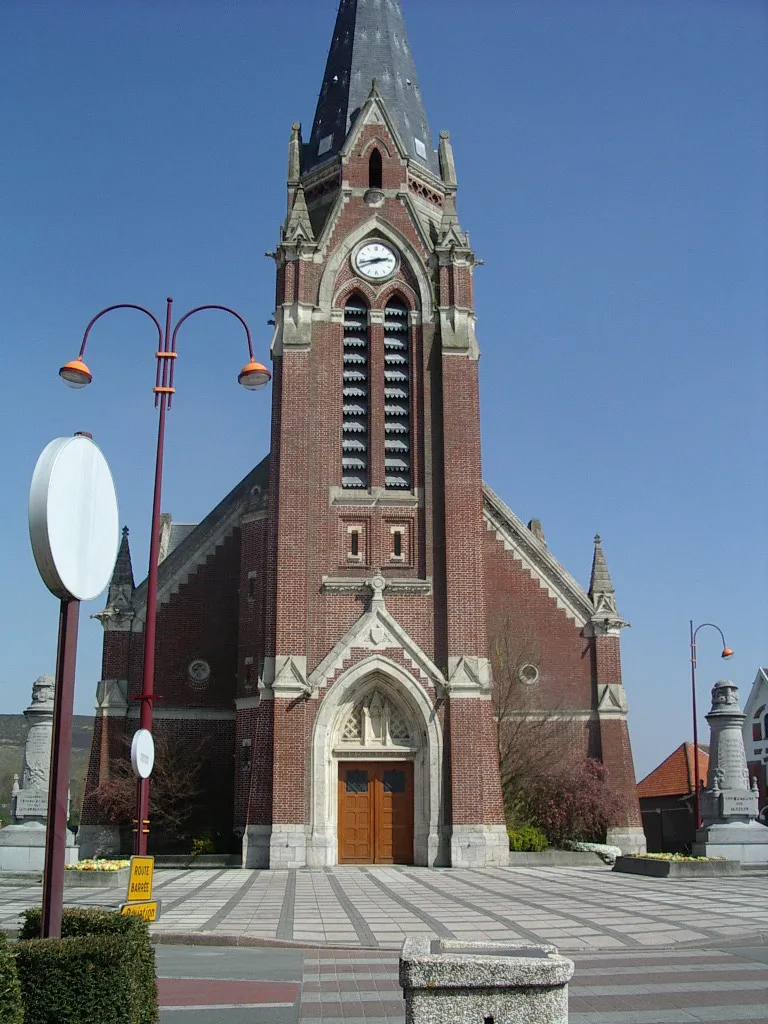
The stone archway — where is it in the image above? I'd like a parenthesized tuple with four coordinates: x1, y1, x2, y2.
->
(306, 656, 444, 866)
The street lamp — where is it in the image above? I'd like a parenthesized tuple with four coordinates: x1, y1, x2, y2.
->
(690, 620, 734, 831)
(60, 297, 270, 855)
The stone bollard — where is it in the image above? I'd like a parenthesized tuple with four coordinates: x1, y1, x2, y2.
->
(399, 937, 575, 1024)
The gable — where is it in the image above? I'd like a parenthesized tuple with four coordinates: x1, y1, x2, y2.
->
(483, 483, 594, 627)
(131, 456, 269, 622)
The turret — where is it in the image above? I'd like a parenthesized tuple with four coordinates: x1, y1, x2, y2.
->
(94, 526, 135, 630)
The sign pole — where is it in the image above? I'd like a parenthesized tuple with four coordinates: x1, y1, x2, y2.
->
(40, 597, 80, 939)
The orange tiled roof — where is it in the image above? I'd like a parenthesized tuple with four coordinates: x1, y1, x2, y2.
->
(637, 743, 709, 799)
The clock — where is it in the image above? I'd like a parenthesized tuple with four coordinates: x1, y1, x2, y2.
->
(354, 241, 397, 280)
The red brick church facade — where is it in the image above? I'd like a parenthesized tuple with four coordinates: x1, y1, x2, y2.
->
(79, 0, 645, 867)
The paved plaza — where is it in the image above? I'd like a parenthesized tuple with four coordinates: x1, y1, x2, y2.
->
(2, 863, 764, 950)
(2, 865, 767, 1022)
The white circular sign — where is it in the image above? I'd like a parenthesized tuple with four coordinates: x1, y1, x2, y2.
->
(131, 729, 155, 779)
(28, 435, 119, 601)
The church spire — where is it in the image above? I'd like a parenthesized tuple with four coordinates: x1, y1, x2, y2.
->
(93, 527, 135, 630)
(111, 526, 135, 589)
(588, 534, 629, 633)
(305, 0, 438, 176)
(589, 534, 614, 602)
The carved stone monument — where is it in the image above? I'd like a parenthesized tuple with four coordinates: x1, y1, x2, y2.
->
(0, 675, 78, 872)
(693, 679, 768, 864)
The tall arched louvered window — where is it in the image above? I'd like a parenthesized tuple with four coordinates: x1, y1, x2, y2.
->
(383, 298, 411, 489)
(342, 297, 369, 489)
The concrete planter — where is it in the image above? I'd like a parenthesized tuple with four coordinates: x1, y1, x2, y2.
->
(613, 856, 741, 878)
(64, 867, 130, 888)
(400, 937, 574, 1024)
(153, 854, 241, 870)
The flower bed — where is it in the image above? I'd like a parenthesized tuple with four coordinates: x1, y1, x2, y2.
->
(613, 855, 741, 878)
(63, 860, 130, 888)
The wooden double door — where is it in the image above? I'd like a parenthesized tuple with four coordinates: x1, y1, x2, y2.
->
(338, 761, 414, 864)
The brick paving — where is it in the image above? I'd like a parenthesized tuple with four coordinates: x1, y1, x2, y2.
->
(296, 948, 768, 1024)
(3, 865, 767, 1022)
(3, 864, 765, 950)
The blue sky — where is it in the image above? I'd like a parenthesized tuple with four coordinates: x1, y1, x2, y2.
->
(1, 1, 765, 780)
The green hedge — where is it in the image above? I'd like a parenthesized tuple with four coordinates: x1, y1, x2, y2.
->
(507, 824, 549, 852)
(0, 932, 23, 1024)
(18, 908, 157, 1024)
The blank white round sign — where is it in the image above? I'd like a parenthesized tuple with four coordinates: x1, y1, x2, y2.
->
(131, 729, 155, 779)
(29, 435, 119, 601)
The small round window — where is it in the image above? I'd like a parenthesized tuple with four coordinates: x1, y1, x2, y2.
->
(518, 664, 540, 686)
(187, 658, 211, 691)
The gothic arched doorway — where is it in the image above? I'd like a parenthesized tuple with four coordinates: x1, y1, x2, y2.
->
(306, 658, 444, 867)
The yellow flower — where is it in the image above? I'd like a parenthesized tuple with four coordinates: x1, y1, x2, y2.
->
(65, 859, 130, 872)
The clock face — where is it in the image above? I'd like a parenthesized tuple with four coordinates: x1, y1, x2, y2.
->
(355, 242, 397, 280)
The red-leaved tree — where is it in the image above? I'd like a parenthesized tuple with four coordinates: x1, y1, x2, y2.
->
(514, 758, 624, 846)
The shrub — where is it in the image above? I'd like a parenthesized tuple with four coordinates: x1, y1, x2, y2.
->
(19, 908, 157, 1024)
(16, 933, 140, 1024)
(507, 824, 549, 852)
(0, 932, 23, 1024)
(511, 758, 624, 847)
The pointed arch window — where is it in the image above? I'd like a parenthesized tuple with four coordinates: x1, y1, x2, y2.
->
(368, 148, 383, 189)
(384, 298, 411, 489)
(342, 296, 369, 489)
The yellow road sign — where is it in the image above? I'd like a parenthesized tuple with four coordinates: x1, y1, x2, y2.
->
(126, 855, 154, 902)
(120, 900, 160, 922)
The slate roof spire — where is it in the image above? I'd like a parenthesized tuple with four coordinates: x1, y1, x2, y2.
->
(94, 526, 136, 630)
(589, 534, 614, 601)
(111, 526, 135, 589)
(588, 534, 629, 632)
(305, 0, 438, 176)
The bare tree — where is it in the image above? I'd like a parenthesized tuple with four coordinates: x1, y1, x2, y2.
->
(92, 731, 210, 846)
(489, 607, 582, 824)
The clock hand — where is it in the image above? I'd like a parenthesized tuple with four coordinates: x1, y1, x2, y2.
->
(360, 256, 390, 265)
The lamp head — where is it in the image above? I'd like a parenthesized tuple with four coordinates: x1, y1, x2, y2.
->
(721, 647, 734, 660)
(238, 358, 271, 391)
(59, 357, 92, 389)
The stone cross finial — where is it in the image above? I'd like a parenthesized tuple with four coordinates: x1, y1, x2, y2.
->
(367, 570, 386, 606)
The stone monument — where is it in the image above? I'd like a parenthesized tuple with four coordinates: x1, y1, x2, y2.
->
(0, 675, 78, 872)
(693, 678, 768, 864)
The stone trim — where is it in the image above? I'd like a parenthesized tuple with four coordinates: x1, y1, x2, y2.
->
(307, 656, 445, 867)
(235, 696, 261, 711)
(497, 709, 597, 722)
(321, 575, 431, 596)
(596, 683, 629, 717)
(447, 656, 492, 699)
(131, 458, 269, 625)
(124, 707, 236, 722)
(307, 592, 445, 694)
(317, 217, 434, 316)
(449, 823, 510, 868)
(329, 486, 423, 508)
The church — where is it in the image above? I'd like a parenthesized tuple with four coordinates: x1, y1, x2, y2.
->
(80, 0, 645, 868)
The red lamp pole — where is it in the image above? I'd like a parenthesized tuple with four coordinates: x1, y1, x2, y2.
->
(689, 620, 734, 832)
(61, 299, 270, 855)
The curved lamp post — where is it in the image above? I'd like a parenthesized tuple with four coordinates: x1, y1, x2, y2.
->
(60, 297, 270, 855)
(690, 620, 734, 831)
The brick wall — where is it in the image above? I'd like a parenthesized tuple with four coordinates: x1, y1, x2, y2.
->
(484, 530, 595, 710)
